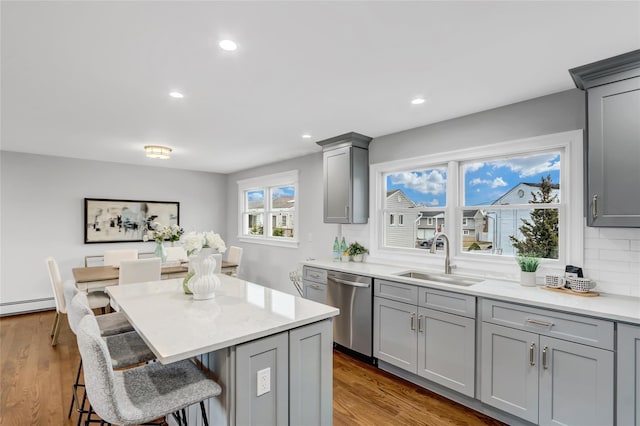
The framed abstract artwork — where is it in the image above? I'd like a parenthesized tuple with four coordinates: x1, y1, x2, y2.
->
(84, 198, 180, 243)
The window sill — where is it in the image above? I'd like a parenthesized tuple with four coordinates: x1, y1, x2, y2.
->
(238, 236, 299, 249)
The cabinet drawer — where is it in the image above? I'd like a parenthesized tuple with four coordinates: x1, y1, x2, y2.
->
(418, 288, 476, 318)
(303, 266, 327, 284)
(374, 279, 418, 305)
(480, 299, 613, 350)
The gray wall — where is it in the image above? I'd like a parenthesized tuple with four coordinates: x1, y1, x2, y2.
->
(0, 151, 227, 314)
(370, 89, 585, 163)
(226, 152, 341, 294)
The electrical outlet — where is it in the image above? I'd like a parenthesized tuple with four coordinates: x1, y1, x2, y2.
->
(256, 367, 271, 396)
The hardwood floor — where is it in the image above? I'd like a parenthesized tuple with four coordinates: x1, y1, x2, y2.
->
(1, 311, 504, 425)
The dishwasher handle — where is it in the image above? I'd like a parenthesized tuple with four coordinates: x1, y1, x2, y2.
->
(330, 277, 371, 288)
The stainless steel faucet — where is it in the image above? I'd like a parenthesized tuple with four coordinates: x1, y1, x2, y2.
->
(430, 232, 451, 274)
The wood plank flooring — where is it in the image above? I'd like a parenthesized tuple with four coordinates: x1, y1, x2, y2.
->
(1, 311, 504, 425)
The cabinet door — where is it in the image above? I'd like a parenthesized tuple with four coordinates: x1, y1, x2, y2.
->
(289, 320, 333, 426)
(236, 333, 289, 426)
(417, 308, 475, 397)
(480, 323, 539, 424)
(538, 336, 613, 426)
(324, 146, 351, 223)
(588, 76, 640, 226)
(303, 281, 327, 304)
(618, 323, 640, 426)
(373, 297, 417, 373)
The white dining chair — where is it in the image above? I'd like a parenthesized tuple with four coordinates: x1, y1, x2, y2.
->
(165, 246, 188, 262)
(225, 246, 243, 277)
(118, 258, 161, 285)
(46, 257, 110, 345)
(103, 249, 138, 267)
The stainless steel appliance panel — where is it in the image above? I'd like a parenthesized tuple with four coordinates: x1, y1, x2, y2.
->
(326, 270, 372, 357)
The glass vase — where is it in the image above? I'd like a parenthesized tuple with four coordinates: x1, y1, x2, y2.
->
(154, 241, 167, 264)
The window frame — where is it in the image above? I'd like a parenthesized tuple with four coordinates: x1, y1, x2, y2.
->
(237, 170, 299, 248)
(369, 130, 584, 278)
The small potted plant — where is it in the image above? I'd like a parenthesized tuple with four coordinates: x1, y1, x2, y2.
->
(347, 242, 368, 262)
(516, 255, 540, 287)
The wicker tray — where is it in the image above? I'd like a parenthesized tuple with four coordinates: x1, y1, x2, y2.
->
(541, 286, 599, 297)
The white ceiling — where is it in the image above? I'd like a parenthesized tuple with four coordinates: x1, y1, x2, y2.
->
(2, 1, 639, 174)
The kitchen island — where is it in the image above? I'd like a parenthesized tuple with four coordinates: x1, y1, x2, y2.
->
(107, 275, 338, 426)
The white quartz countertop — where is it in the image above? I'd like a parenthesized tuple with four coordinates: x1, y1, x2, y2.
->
(107, 275, 339, 364)
(302, 259, 640, 325)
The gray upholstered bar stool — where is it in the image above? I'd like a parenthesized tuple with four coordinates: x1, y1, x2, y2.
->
(64, 283, 156, 425)
(77, 315, 222, 426)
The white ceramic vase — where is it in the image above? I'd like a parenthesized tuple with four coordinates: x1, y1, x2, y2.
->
(188, 254, 221, 300)
(520, 271, 537, 287)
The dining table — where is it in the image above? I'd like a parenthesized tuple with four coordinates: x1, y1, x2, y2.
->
(72, 261, 238, 292)
(106, 276, 338, 425)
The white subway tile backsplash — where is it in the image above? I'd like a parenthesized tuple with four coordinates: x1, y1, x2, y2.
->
(584, 238, 630, 250)
(582, 225, 640, 297)
(599, 249, 640, 263)
(599, 227, 640, 240)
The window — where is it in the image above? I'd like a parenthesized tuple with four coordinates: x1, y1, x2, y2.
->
(370, 130, 584, 274)
(238, 170, 298, 247)
(383, 167, 447, 248)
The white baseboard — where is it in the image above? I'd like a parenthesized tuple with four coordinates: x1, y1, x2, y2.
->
(0, 298, 56, 316)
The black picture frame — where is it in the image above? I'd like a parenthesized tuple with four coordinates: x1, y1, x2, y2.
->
(84, 198, 180, 244)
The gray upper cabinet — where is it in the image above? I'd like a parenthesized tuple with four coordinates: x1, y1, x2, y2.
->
(317, 132, 372, 224)
(569, 50, 640, 227)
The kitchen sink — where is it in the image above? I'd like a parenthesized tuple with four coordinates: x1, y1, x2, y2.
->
(393, 270, 483, 286)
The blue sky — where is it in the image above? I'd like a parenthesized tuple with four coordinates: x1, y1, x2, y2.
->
(247, 186, 295, 206)
(386, 152, 561, 207)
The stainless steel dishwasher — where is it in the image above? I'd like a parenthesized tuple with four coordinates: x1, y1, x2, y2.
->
(326, 270, 372, 358)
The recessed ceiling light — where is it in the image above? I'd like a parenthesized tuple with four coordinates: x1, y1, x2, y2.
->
(411, 97, 426, 105)
(219, 40, 237, 51)
(302, 134, 312, 139)
(169, 91, 184, 99)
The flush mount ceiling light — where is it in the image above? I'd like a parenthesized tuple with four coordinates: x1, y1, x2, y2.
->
(144, 145, 172, 160)
(169, 91, 184, 99)
(301, 134, 312, 139)
(411, 97, 426, 105)
(219, 39, 237, 51)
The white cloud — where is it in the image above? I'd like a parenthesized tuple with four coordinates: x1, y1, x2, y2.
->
(491, 177, 508, 188)
(492, 153, 561, 178)
(248, 191, 264, 201)
(464, 162, 484, 173)
(389, 169, 446, 195)
(469, 177, 488, 186)
(427, 199, 440, 206)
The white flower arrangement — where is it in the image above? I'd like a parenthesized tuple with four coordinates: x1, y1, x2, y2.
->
(181, 230, 226, 256)
(143, 222, 184, 244)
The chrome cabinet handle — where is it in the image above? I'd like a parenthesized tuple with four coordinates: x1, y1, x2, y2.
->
(344, 205, 349, 218)
(530, 343, 535, 366)
(418, 315, 424, 333)
(542, 346, 548, 369)
(527, 318, 554, 328)
(310, 273, 321, 279)
(310, 284, 321, 289)
(592, 194, 598, 219)
(331, 277, 370, 288)
(410, 313, 416, 331)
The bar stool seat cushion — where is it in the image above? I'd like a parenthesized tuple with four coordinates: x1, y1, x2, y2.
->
(105, 331, 156, 368)
(95, 312, 134, 337)
(86, 292, 111, 310)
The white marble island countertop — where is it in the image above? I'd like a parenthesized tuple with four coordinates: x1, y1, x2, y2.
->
(107, 275, 339, 364)
(302, 259, 640, 325)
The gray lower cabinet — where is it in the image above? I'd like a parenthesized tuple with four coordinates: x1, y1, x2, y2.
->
(480, 299, 614, 426)
(417, 307, 475, 397)
(373, 296, 418, 372)
(303, 266, 327, 304)
(236, 332, 289, 426)
(235, 319, 333, 426)
(373, 281, 476, 397)
(289, 319, 333, 426)
(618, 323, 640, 426)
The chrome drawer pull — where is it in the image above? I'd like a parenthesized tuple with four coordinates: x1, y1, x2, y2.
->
(410, 313, 416, 331)
(542, 346, 548, 369)
(530, 343, 535, 366)
(418, 315, 424, 333)
(526, 318, 554, 328)
(592, 194, 598, 219)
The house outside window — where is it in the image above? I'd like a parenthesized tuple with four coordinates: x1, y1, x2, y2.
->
(370, 130, 584, 275)
(238, 170, 298, 248)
